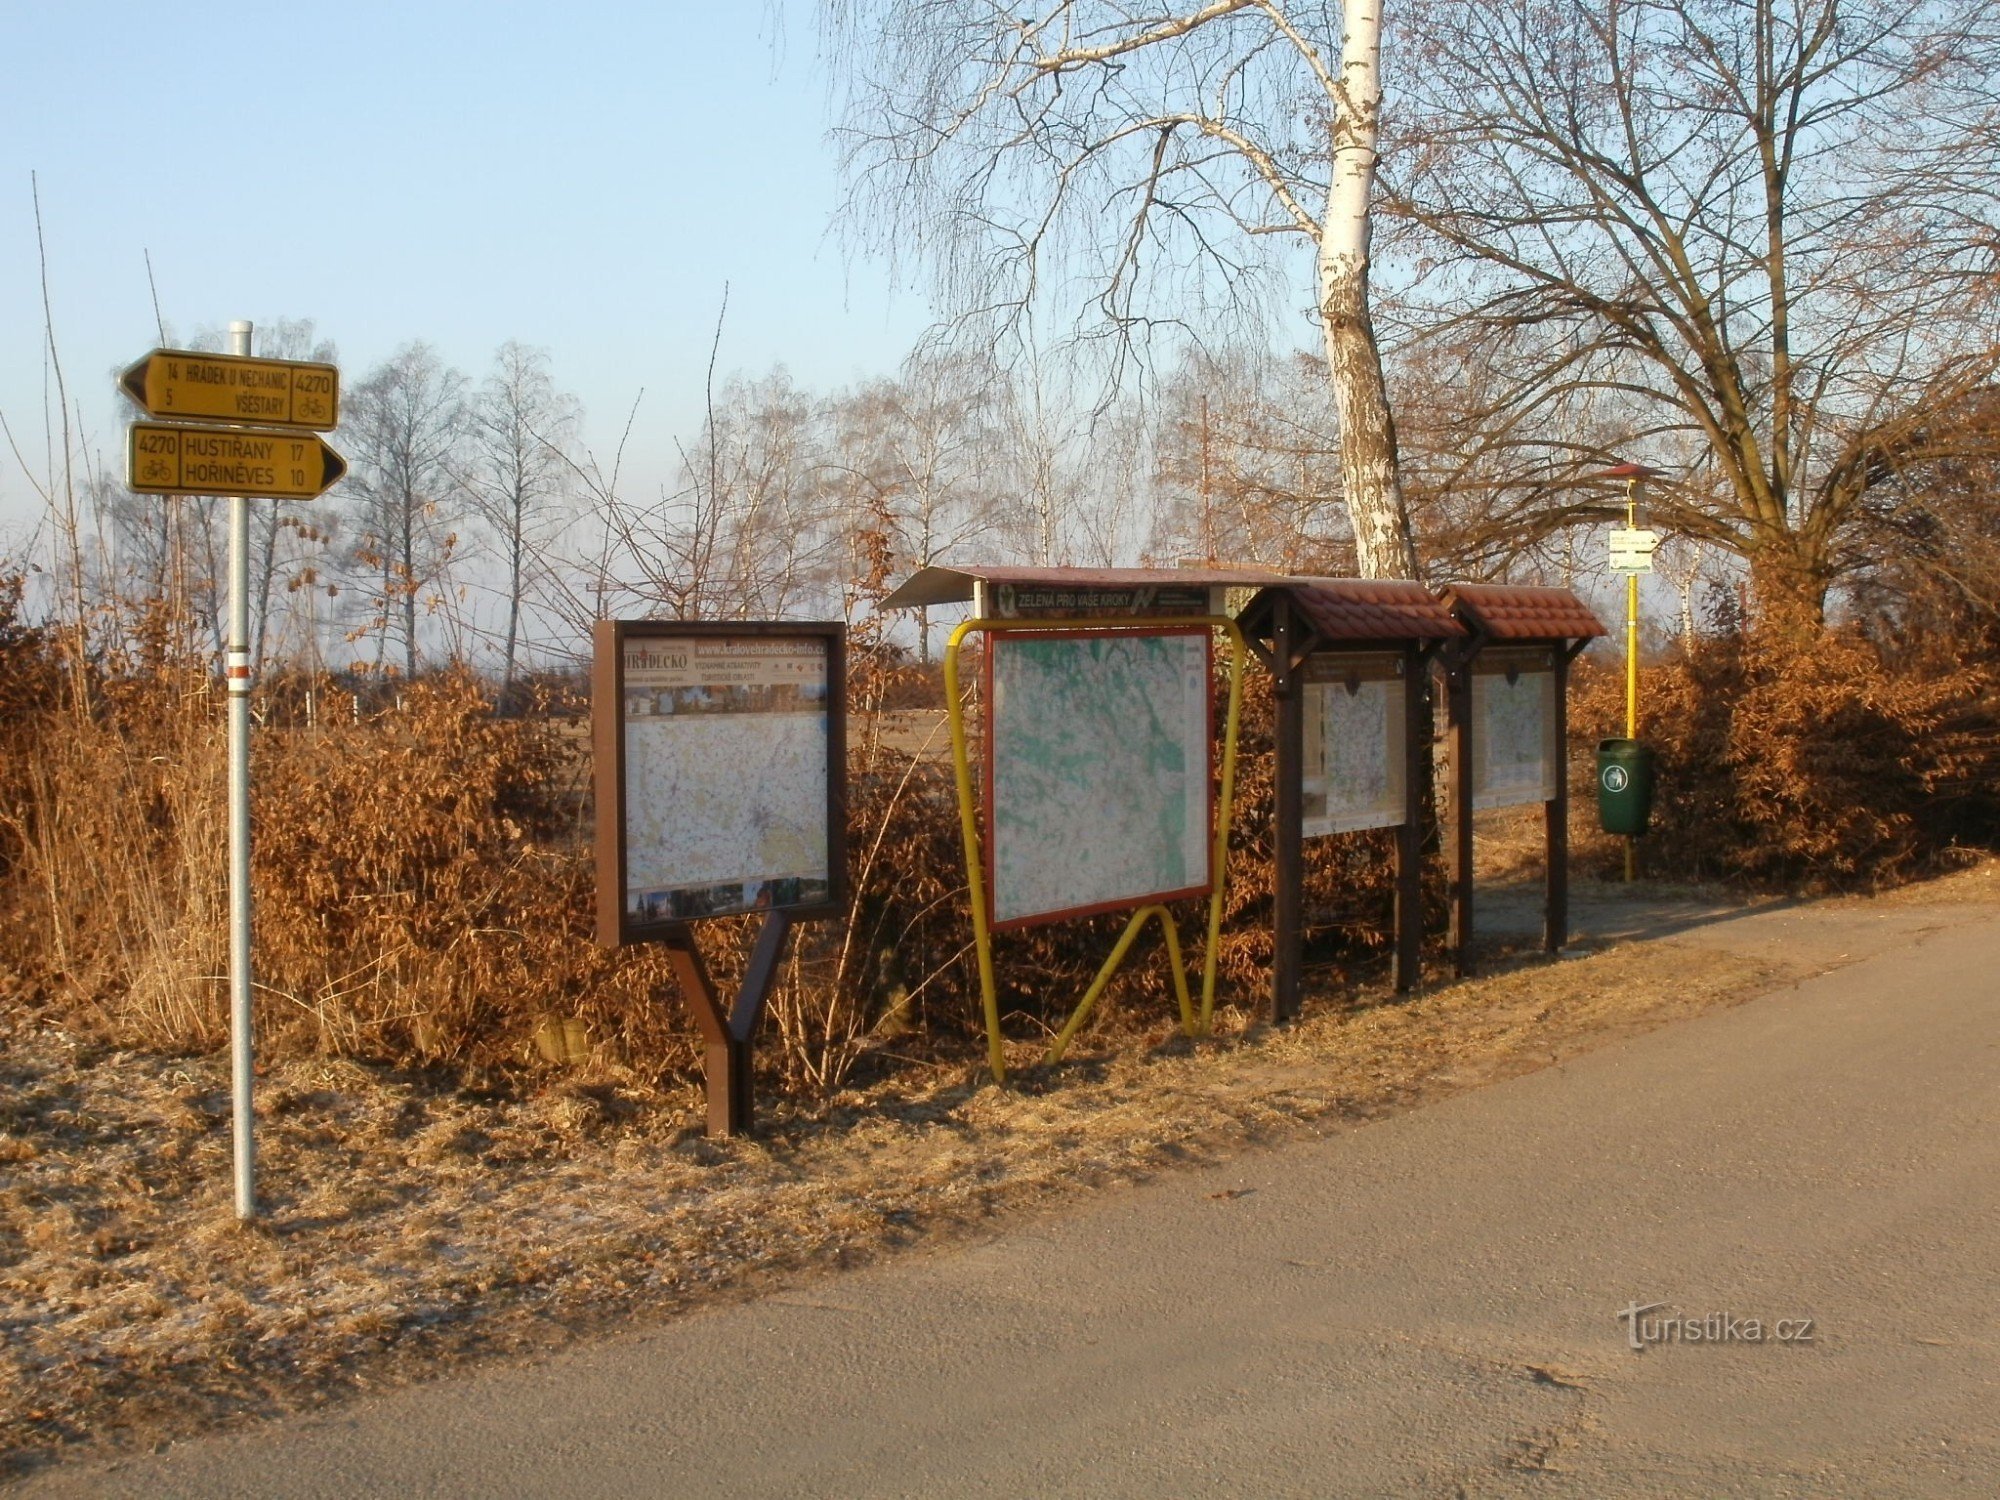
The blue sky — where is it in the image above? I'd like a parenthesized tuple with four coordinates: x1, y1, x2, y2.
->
(0, 2, 932, 535)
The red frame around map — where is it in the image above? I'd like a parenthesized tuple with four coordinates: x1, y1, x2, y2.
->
(981, 625, 1216, 932)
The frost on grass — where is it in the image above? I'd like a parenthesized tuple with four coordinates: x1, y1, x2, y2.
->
(0, 932, 1785, 1477)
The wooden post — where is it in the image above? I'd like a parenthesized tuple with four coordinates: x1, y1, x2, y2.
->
(1446, 650, 1475, 978)
(1544, 650, 1570, 954)
(1393, 646, 1426, 992)
(1271, 597, 1304, 1023)
(663, 909, 793, 1137)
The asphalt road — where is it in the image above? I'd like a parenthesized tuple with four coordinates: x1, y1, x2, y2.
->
(23, 902, 2000, 1497)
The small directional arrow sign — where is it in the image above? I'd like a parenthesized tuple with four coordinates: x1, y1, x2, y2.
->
(119, 349, 339, 431)
(128, 422, 348, 501)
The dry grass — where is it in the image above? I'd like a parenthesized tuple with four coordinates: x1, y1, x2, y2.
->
(1871, 849, 2000, 905)
(0, 924, 1793, 1481)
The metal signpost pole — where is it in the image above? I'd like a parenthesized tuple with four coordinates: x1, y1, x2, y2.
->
(119, 329, 344, 1216)
(226, 319, 257, 1219)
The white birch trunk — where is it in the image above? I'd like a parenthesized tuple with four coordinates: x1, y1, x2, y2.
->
(1318, 0, 1418, 580)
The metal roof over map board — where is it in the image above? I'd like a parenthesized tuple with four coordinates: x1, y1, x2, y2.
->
(880, 564, 1287, 617)
(1437, 583, 1607, 643)
(1240, 578, 1465, 646)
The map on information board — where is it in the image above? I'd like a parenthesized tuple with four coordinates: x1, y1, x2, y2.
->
(1472, 667, 1558, 810)
(1303, 676, 1406, 836)
(620, 635, 833, 922)
(987, 630, 1212, 928)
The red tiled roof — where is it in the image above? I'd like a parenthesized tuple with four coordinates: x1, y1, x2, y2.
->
(1248, 578, 1464, 642)
(1440, 583, 1607, 641)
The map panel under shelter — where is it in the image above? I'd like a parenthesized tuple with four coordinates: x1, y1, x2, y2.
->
(620, 635, 832, 922)
(1303, 667, 1406, 836)
(987, 630, 1212, 928)
(1471, 665, 1558, 810)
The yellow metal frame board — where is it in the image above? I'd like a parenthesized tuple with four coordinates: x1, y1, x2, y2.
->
(944, 615, 1249, 1081)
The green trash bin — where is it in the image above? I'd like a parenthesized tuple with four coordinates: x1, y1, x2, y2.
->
(1596, 739, 1657, 836)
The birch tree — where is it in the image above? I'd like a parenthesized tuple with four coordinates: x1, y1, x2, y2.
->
(826, 0, 1420, 577)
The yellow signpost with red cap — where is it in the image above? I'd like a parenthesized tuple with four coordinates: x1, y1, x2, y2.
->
(1597, 464, 1664, 881)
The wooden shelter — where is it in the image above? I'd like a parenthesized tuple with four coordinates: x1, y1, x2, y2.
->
(1434, 584, 1607, 976)
(1239, 579, 1465, 1019)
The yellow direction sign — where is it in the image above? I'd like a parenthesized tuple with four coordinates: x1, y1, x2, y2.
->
(128, 422, 348, 501)
(119, 349, 339, 431)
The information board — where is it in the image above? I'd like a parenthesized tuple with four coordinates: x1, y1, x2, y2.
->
(596, 624, 844, 938)
(985, 629, 1213, 929)
(1471, 656, 1559, 810)
(1302, 656, 1407, 836)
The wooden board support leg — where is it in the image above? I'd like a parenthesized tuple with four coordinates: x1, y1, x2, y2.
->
(1544, 652, 1571, 954)
(1445, 657, 1475, 978)
(663, 909, 792, 1138)
(1271, 601, 1304, 1024)
(1394, 649, 1426, 993)
(700, 1038, 754, 1137)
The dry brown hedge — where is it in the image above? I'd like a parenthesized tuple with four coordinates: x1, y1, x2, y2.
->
(1571, 622, 2000, 887)
(0, 620, 1411, 1094)
(6, 593, 1994, 1105)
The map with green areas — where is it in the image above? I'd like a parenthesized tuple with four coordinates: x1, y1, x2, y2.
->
(987, 631, 1212, 926)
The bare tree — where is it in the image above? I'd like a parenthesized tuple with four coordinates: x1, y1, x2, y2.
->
(343, 342, 468, 676)
(1381, 0, 2000, 624)
(689, 369, 841, 617)
(998, 343, 1077, 569)
(1850, 386, 2000, 633)
(1149, 344, 1349, 568)
(826, 0, 1421, 577)
(82, 466, 224, 662)
(464, 342, 578, 702)
(229, 318, 339, 669)
(592, 368, 839, 622)
(826, 348, 1003, 657)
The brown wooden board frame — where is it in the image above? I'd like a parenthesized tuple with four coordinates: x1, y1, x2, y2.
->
(591, 619, 847, 1138)
(593, 618, 847, 947)
(1274, 644, 1435, 1016)
(1467, 646, 1561, 811)
(980, 625, 1216, 932)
